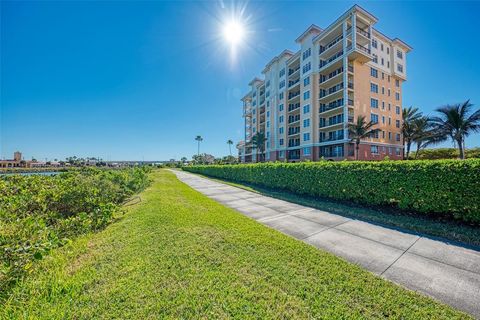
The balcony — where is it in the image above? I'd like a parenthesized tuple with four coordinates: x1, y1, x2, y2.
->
(356, 26, 370, 39)
(288, 115, 300, 124)
(288, 103, 300, 112)
(288, 78, 300, 88)
(348, 82, 354, 89)
(288, 66, 300, 76)
(320, 134, 344, 143)
(319, 82, 344, 101)
(288, 127, 300, 136)
(319, 50, 343, 70)
(349, 43, 371, 63)
(348, 65, 354, 73)
(319, 34, 343, 57)
(288, 91, 300, 101)
(348, 99, 354, 106)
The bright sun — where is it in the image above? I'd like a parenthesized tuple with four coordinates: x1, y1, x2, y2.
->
(223, 20, 245, 45)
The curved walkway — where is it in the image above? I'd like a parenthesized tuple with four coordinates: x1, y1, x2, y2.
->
(173, 170, 480, 318)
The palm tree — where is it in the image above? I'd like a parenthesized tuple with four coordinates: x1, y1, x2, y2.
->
(411, 116, 446, 159)
(251, 132, 267, 162)
(195, 135, 203, 156)
(348, 115, 379, 160)
(227, 139, 233, 156)
(430, 100, 480, 159)
(402, 106, 422, 159)
(181, 157, 187, 163)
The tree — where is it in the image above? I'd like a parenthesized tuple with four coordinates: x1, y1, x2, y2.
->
(192, 153, 215, 165)
(195, 135, 203, 156)
(251, 132, 267, 162)
(348, 115, 379, 160)
(227, 139, 234, 156)
(402, 106, 422, 159)
(181, 157, 188, 163)
(430, 100, 480, 159)
(411, 117, 446, 159)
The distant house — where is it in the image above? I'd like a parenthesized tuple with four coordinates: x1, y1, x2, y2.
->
(0, 151, 28, 168)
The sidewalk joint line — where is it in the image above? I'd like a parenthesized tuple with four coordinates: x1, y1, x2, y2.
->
(380, 237, 421, 276)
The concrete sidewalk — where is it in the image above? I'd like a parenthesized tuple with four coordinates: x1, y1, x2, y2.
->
(172, 170, 480, 318)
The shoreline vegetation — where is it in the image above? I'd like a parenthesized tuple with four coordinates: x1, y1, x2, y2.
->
(1, 170, 470, 319)
(0, 167, 151, 300)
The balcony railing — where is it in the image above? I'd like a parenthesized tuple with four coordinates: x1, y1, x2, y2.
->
(320, 99, 344, 113)
(356, 26, 370, 38)
(288, 115, 300, 124)
(288, 91, 300, 100)
(348, 99, 354, 106)
(288, 78, 300, 88)
(319, 34, 343, 54)
(319, 67, 343, 84)
(319, 50, 343, 69)
(288, 127, 300, 135)
(288, 66, 300, 76)
(288, 103, 300, 112)
(348, 82, 354, 89)
(348, 65, 354, 72)
(320, 134, 344, 143)
(356, 43, 370, 54)
(320, 82, 344, 98)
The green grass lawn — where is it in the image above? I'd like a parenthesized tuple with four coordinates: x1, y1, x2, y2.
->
(2, 170, 470, 319)
(200, 174, 480, 248)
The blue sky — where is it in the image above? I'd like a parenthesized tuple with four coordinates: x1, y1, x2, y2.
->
(1, 1, 480, 161)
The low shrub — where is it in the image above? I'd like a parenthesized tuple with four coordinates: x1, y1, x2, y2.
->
(410, 147, 480, 160)
(0, 167, 151, 298)
(184, 159, 480, 224)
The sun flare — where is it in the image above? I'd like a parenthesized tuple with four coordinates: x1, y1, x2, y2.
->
(223, 20, 245, 46)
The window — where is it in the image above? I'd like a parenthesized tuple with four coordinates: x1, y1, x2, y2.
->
(396, 106, 400, 114)
(253, 127, 256, 133)
(266, 101, 270, 107)
(303, 147, 311, 155)
(381, 58, 384, 65)
(397, 63, 404, 73)
(395, 79, 400, 87)
(279, 138, 284, 146)
(302, 48, 311, 60)
(371, 113, 379, 124)
(387, 47, 390, 54)
(396, 120, 400, 128)
(303, 104, 310, 113)
(266, 91, 270, 98)
(382, 87, 385, 95)
(303, 76, 310, 86)
(396, 148, 401, 156)
(387, 61, 390, 68)
(279, 68, 285, 77)
(372, 39, 377, 48)
(382, 130, 385, 138)
(279, 127, 284, 134)
(397, 50, 403, 59)
(279, 92, 284, 100)
(266, 80, 270, 87)
(303, 133, 310, 141)
(380, 43, 384, 51)
(370, 67, 378, 78)
(396, 133, 401, 142)
(382, 101, 385, 110)
(373, 54, 378, 63)
(266, 121, 270, 128)
(279, 115, 284, 123)
(302, 62, 311, 74)
(267, 132, 270, 138)
(371, 145, 379, 154)
(370, 98, 379, 108)
(370, 130, 379, 139)
(388, 103, 391, 111)
(388, 117, 391, 125)
(395, 92, 400, 101)
(370, 83, 378, 93)
(279, 104, 284, 111)
(253, 118, 256, 124)
(388, 89, 391, 97)
(279, 80, 285, 89)
(382, 116, 385, 124)
(303, 90, 310, 100)
(303, 119, 310, 128)
(382, 72, 385, 80)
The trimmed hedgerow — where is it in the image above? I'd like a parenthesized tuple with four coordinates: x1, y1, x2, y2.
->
(183, 159, 480, 224)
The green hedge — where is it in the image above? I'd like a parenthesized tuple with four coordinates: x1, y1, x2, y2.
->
(183, 159, 480, 224)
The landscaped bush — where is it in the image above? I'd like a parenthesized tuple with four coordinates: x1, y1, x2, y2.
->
(410, 147, 480, 160)
(184, 159, 480, 224)
(0, 167, 151, 298)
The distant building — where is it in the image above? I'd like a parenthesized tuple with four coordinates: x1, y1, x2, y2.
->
(0, 151, 28, 168)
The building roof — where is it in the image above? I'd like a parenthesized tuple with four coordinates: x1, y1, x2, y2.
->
(248, 77, 264, 86)
(295, 24, 323, 43)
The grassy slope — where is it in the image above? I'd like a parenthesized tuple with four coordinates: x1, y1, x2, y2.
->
(1, 170, 470, 319)
(198, 174, 480, 248)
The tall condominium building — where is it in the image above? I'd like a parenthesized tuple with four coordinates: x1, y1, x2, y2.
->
(239, 5, 411, 162)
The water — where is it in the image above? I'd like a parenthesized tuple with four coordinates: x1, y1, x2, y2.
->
(0, 171, 62, 176)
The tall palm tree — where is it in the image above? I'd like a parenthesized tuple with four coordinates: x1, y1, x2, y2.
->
(430, 100, 480, 159)
(195, 135, 203, 156)
(227, 139, 233, 156)
(251, 132, 267, 162)
(348, 115, 379, 160)
(411, 116, 446, 159)
(402, 106, 422, 159)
